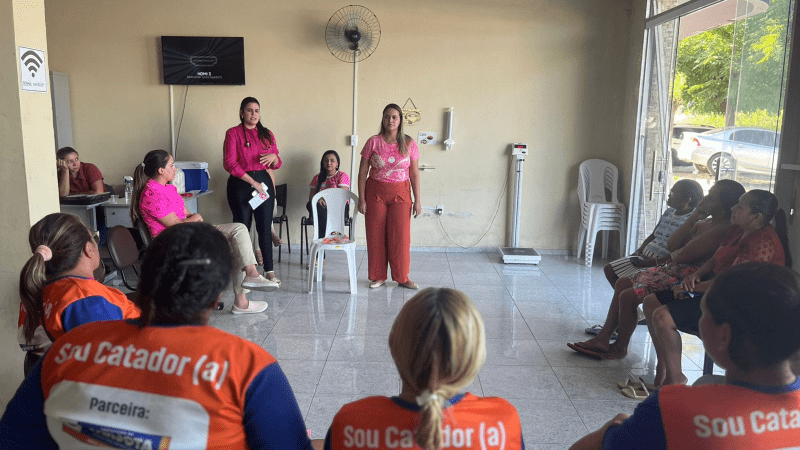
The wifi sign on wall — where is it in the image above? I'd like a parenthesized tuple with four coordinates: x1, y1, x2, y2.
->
(19, 46, 47, 93)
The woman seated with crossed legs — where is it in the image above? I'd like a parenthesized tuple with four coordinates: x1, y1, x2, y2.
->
(642, 189, 792, 388)
(0, 223, 313, 449)
(324, 288, 525, 450)
(131, 149, 274, 315)
(570, 262, 800, 449)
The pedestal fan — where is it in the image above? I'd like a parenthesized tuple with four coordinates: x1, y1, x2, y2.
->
(325, 5, 381, 187)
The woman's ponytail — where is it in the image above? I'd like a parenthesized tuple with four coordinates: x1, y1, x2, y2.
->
(18, 214, 92, 342)
(130, 163, 148, 226)
(415, 388, 446, 450)
(774, 208, 792, 267)
(18, 254, 48, 341)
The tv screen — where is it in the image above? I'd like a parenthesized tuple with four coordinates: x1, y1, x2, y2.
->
(161, 36, 245, 85)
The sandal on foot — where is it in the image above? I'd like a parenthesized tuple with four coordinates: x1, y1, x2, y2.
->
(369, 279, 386, 289)
(398, 280, 419, 290)
(567, 342, 604, 360)
(231, 300, 268, 315)
(617, 378, 656, 391)
(271, 232, 282, 247)
(620, 385, 649, 400)
(617, 378, 643, 390)
(264, 271, 281, 285)
(585, 324, 618, 340)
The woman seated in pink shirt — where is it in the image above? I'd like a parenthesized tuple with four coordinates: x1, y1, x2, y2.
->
(130, 150, 274, 314)
(307, 150, 350, 240)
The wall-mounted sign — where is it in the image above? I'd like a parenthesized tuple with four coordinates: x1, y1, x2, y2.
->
(19, 47, 47, 93)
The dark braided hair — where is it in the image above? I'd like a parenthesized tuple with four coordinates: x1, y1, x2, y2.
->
(137, 223, 234, 326)
(239, 97, 273, 148)
(744, 189, 792, 267)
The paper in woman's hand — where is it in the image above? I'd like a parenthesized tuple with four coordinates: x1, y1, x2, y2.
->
(248, 182, 270, 210)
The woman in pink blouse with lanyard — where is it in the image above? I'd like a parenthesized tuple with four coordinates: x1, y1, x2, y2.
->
(224, 97, 282, 285)
(358, 103, 421, 290)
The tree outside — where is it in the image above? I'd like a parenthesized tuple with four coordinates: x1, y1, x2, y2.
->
(674, 0, 791, 130)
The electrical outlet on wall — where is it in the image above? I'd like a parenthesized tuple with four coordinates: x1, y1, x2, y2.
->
(436, 204, 444, 215)
(418, 132, 438, 145)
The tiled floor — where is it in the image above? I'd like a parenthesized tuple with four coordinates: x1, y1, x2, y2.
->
(207, 250, 717, 447)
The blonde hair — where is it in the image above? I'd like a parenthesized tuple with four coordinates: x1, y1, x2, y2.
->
(388, 288, 486, 450)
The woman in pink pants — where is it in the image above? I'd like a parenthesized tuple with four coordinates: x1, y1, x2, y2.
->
(357, 104, 421, 289)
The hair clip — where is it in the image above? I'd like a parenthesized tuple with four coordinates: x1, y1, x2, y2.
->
(178, 258, 212, 266)
(141, 163, 145, 168)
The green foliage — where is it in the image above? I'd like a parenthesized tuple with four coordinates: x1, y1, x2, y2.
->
(676, 25, 735, 115)
(675, 0, 791, 117)
(677, 109, 782, 130)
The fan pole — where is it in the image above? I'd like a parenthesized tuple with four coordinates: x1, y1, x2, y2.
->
(350, 55, 358, 192)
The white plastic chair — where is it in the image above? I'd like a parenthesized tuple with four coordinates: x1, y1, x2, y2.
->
(576, 159, 626, 266)
(307, 188, 359, 294)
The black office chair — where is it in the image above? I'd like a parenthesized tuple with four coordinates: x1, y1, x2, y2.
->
(135, 219, 152, 248)
(272, 183, 290, 262)
(106, 226, 141, 291)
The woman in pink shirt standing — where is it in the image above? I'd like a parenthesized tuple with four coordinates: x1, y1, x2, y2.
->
(130, 150, 272, 314)
(358, 103, 421, 289)
(224, 97, 282, 284)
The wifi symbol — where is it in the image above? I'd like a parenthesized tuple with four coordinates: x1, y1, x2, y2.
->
(21, 50, 43, 77)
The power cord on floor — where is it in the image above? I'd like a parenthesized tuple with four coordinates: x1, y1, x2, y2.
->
(436, 166, 510, 249)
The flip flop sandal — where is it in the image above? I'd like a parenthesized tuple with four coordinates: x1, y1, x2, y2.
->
(617, 378, 643, 390)
(638, 377, 659, 392)
(584, 324, 619, 340)
(567, 343, 604, 360)
(620, 385, 649, 400)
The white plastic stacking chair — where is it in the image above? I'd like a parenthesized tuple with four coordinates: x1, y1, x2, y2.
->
(307, 188, 359, 294)
(576, 159, 627, 266)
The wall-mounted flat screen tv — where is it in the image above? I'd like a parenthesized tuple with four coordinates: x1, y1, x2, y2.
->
(161, 36, 245, 85)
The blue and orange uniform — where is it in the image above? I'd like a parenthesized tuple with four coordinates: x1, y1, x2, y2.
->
(18, 276, 140, 356)
(603, 380, 800, 449)
(0, 320, 313, 449)
(325, 393, 525, 450)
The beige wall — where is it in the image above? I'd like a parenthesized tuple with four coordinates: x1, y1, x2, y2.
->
(44, 0, 642, 252)
(1, 0, 59, 411)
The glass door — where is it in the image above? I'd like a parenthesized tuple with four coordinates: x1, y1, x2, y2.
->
(628, 0, 794, 253)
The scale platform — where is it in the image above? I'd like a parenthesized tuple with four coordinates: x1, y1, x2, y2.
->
(499, 247, 541, 265)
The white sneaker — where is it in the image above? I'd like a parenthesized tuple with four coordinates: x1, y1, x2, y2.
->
(242, 275, 279, 292)
(231, 301, 268, 314)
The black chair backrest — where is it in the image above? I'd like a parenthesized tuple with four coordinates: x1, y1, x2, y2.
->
(135, 219, 152, 248)
(107, 226, 139, 270)
(275, 183, 287, 213)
